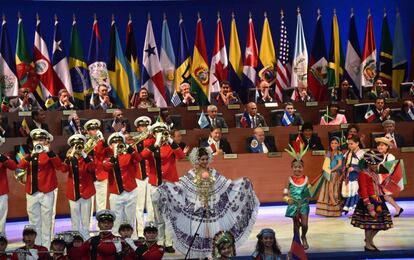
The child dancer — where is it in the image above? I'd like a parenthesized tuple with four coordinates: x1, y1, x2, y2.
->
(252, 228, 282, 259)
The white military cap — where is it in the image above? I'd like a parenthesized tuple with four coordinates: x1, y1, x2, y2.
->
(108, 132, 126, 144)
(96, 209, 116, 222)
(30, 128, 53, 142)
(84, 119, 101, 131)
(149, 122, 168, 133)
(67, 134, 87, 146)
(134, 116, 152, 127)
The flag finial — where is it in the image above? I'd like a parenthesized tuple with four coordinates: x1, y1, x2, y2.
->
(231, 11, 235, 19)
(93, 13, 97, 21)
(368, 8, 371, 15)
(72, 13, 76, 22)
(163, 12, 167, 20)
(297, 7, 301, 14)
(249, 11, 252, 18)
(217, 11, 220, 19)
(129, 13, 132, 21)
(351, 8, 354, 16)
(264, 11, 267, 18)
(54, 14, 58, 21)
(197, 12, 200, 19)
(36, 13, 39, 21)
(147, 13, 151, 20)
(317, 8, 321, 16)
(17, 11, 21, 19)
(179, 12, 182, 20)
(111, 14, 115, 22)
(333, 8, 336, 15)
(2, 14, 5, 21)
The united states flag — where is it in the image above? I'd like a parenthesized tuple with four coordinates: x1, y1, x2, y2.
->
(276, 10, 292, 94)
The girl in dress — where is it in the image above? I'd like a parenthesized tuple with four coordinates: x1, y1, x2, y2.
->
(153, 147, 259, 259)
(252, 228, 282, 260)
(351, 150, 393, 251)
(342, 135, 365, 214)
(212, 231, 236, 260)
(316, 137, 344, 217)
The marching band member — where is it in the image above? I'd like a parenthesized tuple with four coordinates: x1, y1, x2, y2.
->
(68, 210, 123, 260)
(49, 236, 68, 260)
(11, 225, 49, 260)
(117, 223, 138, 260)
(141, 122, 185, 253)
(84, 119, 109, 212)
(16, 129, 62, 249)
(135, 222, 164, 260)
(0, 137, 17, 234)
(0, 233, 9, 260)
(103, 133, 141, 234)
(61, 134, 96, 240)
(132, 116, 155, 238)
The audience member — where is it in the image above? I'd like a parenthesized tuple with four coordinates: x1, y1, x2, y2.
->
(320, 103, 347, 125)
(347, 124, 366, 148)
(211, 80, 240, 106)
(246, 127, 277, 153)
(0, 115, 11, 137)
(367, 78, 391, 100)
(171, 129, 188, 151)
(382, 119, 405, 148)
(277, 102, 303, 126)
(339, 79, 359, 101)
(290, 81, 314, 102)
(132, 88, 156, 109)
(200, 127, 233, 155)
(298, 122, 324, 150)
(9, 88, 38, 112)
(103, 109, 131, 133)
(27, 110, 49, 132)
(62, 112, 84, 135)
(368, 97, 391, 123)
(256, 80, 275, 104)
(397, 100, 414, 121)
(51, 89, 78, 111)
(178, 82, 198, 106)
(90, 84, 117, 110)
(200, 105, 228, 129)
(241, 102, 267, 128)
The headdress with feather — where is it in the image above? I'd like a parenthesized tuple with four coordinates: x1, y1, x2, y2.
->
(284, 141, 309, 162)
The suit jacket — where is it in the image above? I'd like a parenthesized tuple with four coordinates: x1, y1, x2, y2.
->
(256, 89, 276, 104)
(339, 88, 359, 101)
(397, 110, 414, 122)
(370, 109, 390, 123)
(0, 123, 12, 137)
(90, 95, 118, 110)
(178, 92, 199, 107)
(103, 119, 132, 133)
(275, 113, 304, 126)
(246, 135, 277, 153)
(382, 133, 405, 148)
(290, 88, 315, 102)
(9, 97, 38, 112)
(210, 92, 240, 106)
(299, 134, 324, 150)
(51, 101, 79, 111)
(200, 116, 228, 129)
(243, 113, 267, 128)
(27, 119, 49, 132)
(200, 138, 233, 154)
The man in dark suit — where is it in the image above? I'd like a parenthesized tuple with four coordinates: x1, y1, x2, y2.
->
(246, 127, 277, 153)
(0, 114, 11, 137)
(369, 97, 391, 123)
(50, 89, 79, 111)
(241, 102, 267, 128)
(256, 80, 275, 104)
(9, 88, 39, 112)
(103, 109, 131, 134)
(171, 129, 188, 152)
(90, 84, 117, 110)
(397, 100, 414, 121)
(290, 82, 315, 102)
(200, 127, 232, 155)
(276, 102, 304, 126)
(178, 82, 198, 107)
(27, 110, 49, 132)
(298, 122, 324, 150)
(200, 105, 228, 129)
(62, 112, 84, 135)
(382, 120, 405, 148)
(210, 80, 240, 106)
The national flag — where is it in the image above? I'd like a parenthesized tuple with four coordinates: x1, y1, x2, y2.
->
(160, 15, 175, 104)
(291, 8, 308, 88)
(0, 16, 18, 99)
(293, 133, 304, 154)
(171, 90, 181, 107)
(308, 9, 328, 101)
(141, 16, 167, 108)
(175, 16, 191, 92)
(364, 105, 376, 122)
(289, 232, 308, 260)
(52, 16, 73, 96)
(392, 10, 408, 96)
(229, 13, 243, 101)
(19, 118, 30, 137)
(281, 111, 293, 126)
(125, 15, 141, 107)
(190, 15, 210, 106)
(344, 10, 362, 98)
(34, 15, 63, 99)
(321, 105, 333, 124)
(197, 110, 209, 128)
(108, 17, 132, 108)
(241, 15, 258, 104)
(276, 9, 292, 91)
(240, 110, 251, 128)
(259, 13, 281, 102)
(380, 159, 406, 195)
(15, 145, 26, 163)
(88, 16, 110, 93)
(378, 11, 393, 93)
(361, 11, 377, 88)
(327, 10, 345, 101)
(410, 26, 414, 81)
(209, 14, 228, 101)
(69, 15, 90, 105)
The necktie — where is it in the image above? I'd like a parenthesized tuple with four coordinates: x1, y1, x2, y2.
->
(213, 118, 217, 128)
(252, 116, 256, 128)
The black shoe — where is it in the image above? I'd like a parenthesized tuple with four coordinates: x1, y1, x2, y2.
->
(165, 246, 175, 253)
(395, 208, 404, 217)
(364, 246, 376, 252)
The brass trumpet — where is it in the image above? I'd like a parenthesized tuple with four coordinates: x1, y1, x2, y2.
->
(33, 144, 44, 154)
(114, 143, 126, 157)
(15, 168, 27, 185)
(131, 129, 149, 146)
(84, 135, 99, 154)
(66, 143, 85, 158)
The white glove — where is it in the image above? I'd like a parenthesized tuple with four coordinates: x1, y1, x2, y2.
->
(96, 130, 104, 140)
(29, 248, 39, 260)
(113, 239, 122, 253)
(154, 133, 162, 147)
(81, 151, 88, 159)
(167, 137, 174, 145)
(125, 238, 138, 251)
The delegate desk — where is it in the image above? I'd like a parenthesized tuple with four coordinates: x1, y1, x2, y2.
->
(5, 151, 414, 219)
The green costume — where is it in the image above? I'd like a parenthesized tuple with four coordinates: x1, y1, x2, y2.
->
(285, 176, 311, 218)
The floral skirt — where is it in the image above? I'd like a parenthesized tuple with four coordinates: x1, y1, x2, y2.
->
(351, 196, 393, 230)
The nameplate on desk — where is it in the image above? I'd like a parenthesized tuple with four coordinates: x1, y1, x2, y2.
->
(267, 152, 282, 158)
(401, 147, 414, 153)
(63, 110, 76, 115)
(345, 99, 359, 105)
(227, 104, 240, 110)
(385, 98, 398, 103)
(306, 101, 318, 107)
(223, 153, 238, 159)
(106, 108, 116, 114)
(147, 107, 160, 112)
(262, 127, 270, 132)
(179, 129, 187, 135)
(187, 106, 200, 111)
(340, 123, 349, 129)
(264, 102, 278, 108)
(312, 150, 326, 156)
(221, 128, 229, 133)
(18, 111, 31, 117)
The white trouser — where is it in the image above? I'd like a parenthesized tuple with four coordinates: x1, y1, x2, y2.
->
(94, 180, 108, 212)
(135, 178, 155, 237)
(69, 197, 92, 240)
(109, 188, 138, 235)
(0, 194, 7, 234)
(26, 190, 56, 249)
(150, 185, 173, 247)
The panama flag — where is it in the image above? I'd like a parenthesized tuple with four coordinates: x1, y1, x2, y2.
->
(291, 8, 308, 88)
(361, 10, 377, 88)
(0, 16, 18, 98)
(241, 15, 258, 104)
(142, 17, 167, 107)
(125, 15, 140, 106)
(34, 15, 64, 98)
(228, 13, 243, 101)
(308, 9, 328, 101)
(209, 14, 228, 100)
(392, 10, 408, 96)
(344, 10, 362, 98)
(88, 16, 110, 93)
(53, 16, 73, 96)
(160, 15, 175, 104)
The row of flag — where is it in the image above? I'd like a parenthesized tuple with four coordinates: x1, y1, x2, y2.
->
(0, 9, 410, 110)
